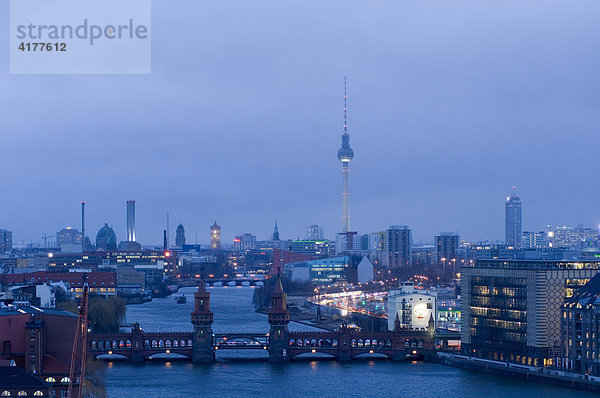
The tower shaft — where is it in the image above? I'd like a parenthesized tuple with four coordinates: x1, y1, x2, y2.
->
(342, 163, 350, 233)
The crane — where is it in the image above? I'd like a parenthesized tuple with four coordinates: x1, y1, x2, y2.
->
(42, 234, 55, 248)
(68, 283, 89, 398)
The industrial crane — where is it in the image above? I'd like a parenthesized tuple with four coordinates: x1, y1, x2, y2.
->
(68, 283, 89, 398)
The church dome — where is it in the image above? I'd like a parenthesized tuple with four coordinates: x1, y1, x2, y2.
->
(96, 223, 117, 250)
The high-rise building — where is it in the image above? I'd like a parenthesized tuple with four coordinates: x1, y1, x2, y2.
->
(337, 77, 354, 233)
(385, 226, 412, 269)
(126, 200, 136, 242)
(210, 221, 221, 250)
(435, 233, 459, 268)
(0, 229, 12, 254)
(176, 223, 186, 246)
(272, 221, 280, 241)
(306, 225, 324, 241)
(547, 225, 599, 249)
(505, 187, 522, 248)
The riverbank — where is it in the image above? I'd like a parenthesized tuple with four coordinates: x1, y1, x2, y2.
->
(439, 352, 600, 393)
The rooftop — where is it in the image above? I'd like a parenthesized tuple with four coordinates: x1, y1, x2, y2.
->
(0, 366, 49, 389)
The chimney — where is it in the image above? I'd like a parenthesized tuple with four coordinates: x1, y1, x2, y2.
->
(126, 200, 136, 242)
(163, 230, 168, 251)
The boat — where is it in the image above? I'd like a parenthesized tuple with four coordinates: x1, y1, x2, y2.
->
(176, 295, 187, 304)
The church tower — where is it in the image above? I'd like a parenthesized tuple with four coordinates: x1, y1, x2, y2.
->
(191, 279, 214, 362)
(268, 277, 290, 362)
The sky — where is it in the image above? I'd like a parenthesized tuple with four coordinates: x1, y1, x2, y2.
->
(1, 0, 600, 246)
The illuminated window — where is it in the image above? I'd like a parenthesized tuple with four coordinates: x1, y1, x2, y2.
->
(45, 377, 56, 383)
(1, 392, 11, 397)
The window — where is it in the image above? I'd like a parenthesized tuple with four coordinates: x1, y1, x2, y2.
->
(60, 377, 70, 383)
(44, 377, 56, 383)
(1, 392, 10, 397)
(33, 392, 44, 397)
(17, 392, 27, 397)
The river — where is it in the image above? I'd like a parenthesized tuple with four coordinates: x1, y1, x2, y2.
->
(103, 286, 596, 397)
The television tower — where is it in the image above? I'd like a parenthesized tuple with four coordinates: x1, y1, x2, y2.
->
(337, 77, 354, 233)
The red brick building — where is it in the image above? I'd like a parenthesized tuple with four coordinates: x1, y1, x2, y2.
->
(0, 307, 80, 395)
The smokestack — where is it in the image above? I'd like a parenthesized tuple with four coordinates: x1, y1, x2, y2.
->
(126, 200, 136, 242)
(163, 230, 168, 251)
(81, 202, 85, 252)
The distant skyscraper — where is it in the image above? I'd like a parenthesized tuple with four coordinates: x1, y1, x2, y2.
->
(56, 227, 82, 246)
(385, 226, 412, 269)
(306, 225, 324, 241)
(126, 200, 136, 242)
(176, 223, 186, 246)
(337, 77, 354, 233)
(0, 229, 12, 254)
(435, 233, 459, 268)
(505, 187, 522, 248)
(272, 221, 280, 241)
(210, 221, 221, 250)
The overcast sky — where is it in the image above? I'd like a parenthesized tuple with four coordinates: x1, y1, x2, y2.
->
(1, 0, 600, 246)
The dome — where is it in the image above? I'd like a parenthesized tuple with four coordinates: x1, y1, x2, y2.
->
(96, 223, 117, 250)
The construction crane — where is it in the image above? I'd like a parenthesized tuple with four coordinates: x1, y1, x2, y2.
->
(68, 283, 89, 398)
(42, 234, 55, 248)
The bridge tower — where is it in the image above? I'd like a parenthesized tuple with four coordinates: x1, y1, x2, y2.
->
(191, 279, 214, 363)
(268, 277, 290, 362)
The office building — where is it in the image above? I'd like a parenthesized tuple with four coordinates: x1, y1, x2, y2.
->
(233, 233, 257, 252)
(385, 226, 412, 269)
(435, 233, 459, 268)
(56, 227, 82, 247)
(306, 225, 324, 241)
(505, 188, 522, 248)
(461, 259, 600, 366)
(0, 229, 12, 254)
(522, 231, 548, 249)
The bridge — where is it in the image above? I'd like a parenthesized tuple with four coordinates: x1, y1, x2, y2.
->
(89, 278, 459, 363)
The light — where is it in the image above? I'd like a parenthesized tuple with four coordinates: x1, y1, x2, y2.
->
(166, 349, 170, 354)
(108, 350, 113, 355)
(412, 350, 417, 355)
(165, 251, 171, 257)
(311, 349, 316, 353)
(263, 346, 267, 350)
(369, 350, 374, 354)
(215, 346, 219, 350)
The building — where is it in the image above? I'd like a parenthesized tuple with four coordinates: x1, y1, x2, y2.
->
(286, 255, 369, 285)
(96, 223, 117, 250)
(522, 231, 548, 249)
(335, 232, 360, 253)
(306, 225, 324, 241)
(547, 225, 599, 249)
(176, 223, 186, 246)
(289, 240, 334, 257)
(272, 222, 280, 241)
(0, 229, 13, 254)
(561, 273, 600, 374)
(210, 221, 221, 250)
(233, 233, 256, 252)
(126, 200, 136, 242)
(0, 365, 52, 397)
(435, 233, 459, 268)
(387, 282, 436, 331)
(56, 227, 82, 247)
(337, 77, 354, 233)
(0, 306, 80, 396)
(505, 188, 522, 249)
(385, 226, 412, 269)
(271, 249, 315, 276)
(461, 259, 600, 366)
(467, 242, 515, 260)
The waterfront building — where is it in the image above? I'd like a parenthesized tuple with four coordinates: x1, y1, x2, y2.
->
(435, 233, 459, 269)
(306, 225, 324, 241)
(505, 188, 522, 249)
(96, 223, 117, 250)
(0, 229, 13, 254)
(210, 221, 222, 250)
(0, 306, 80, 396)
(286, 254, 371, 285)
(461, 259, 600, 366)
(387, 282, 436, 331)
(176, 223, 186, 246)
(56, 227, 82, 247)
(561, 273, 600, 374)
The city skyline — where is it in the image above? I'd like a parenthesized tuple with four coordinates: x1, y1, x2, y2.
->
(2, 1, 600, 245)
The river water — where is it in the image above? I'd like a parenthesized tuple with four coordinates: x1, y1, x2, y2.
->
(103, 287, 595, 397)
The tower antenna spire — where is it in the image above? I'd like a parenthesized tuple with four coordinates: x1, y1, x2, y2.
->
(344, 75, 348, 133)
